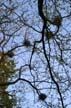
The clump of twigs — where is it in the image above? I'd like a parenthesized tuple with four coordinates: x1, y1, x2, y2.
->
(53, 16, 62, 27)
(39, 93, 47, 101)
(23, 40, 31, 47)
(7, 51, 14, 58)
(46, 31, 53, 39)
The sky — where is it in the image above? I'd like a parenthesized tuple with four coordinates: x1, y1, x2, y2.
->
(0, 0, 71, 108)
